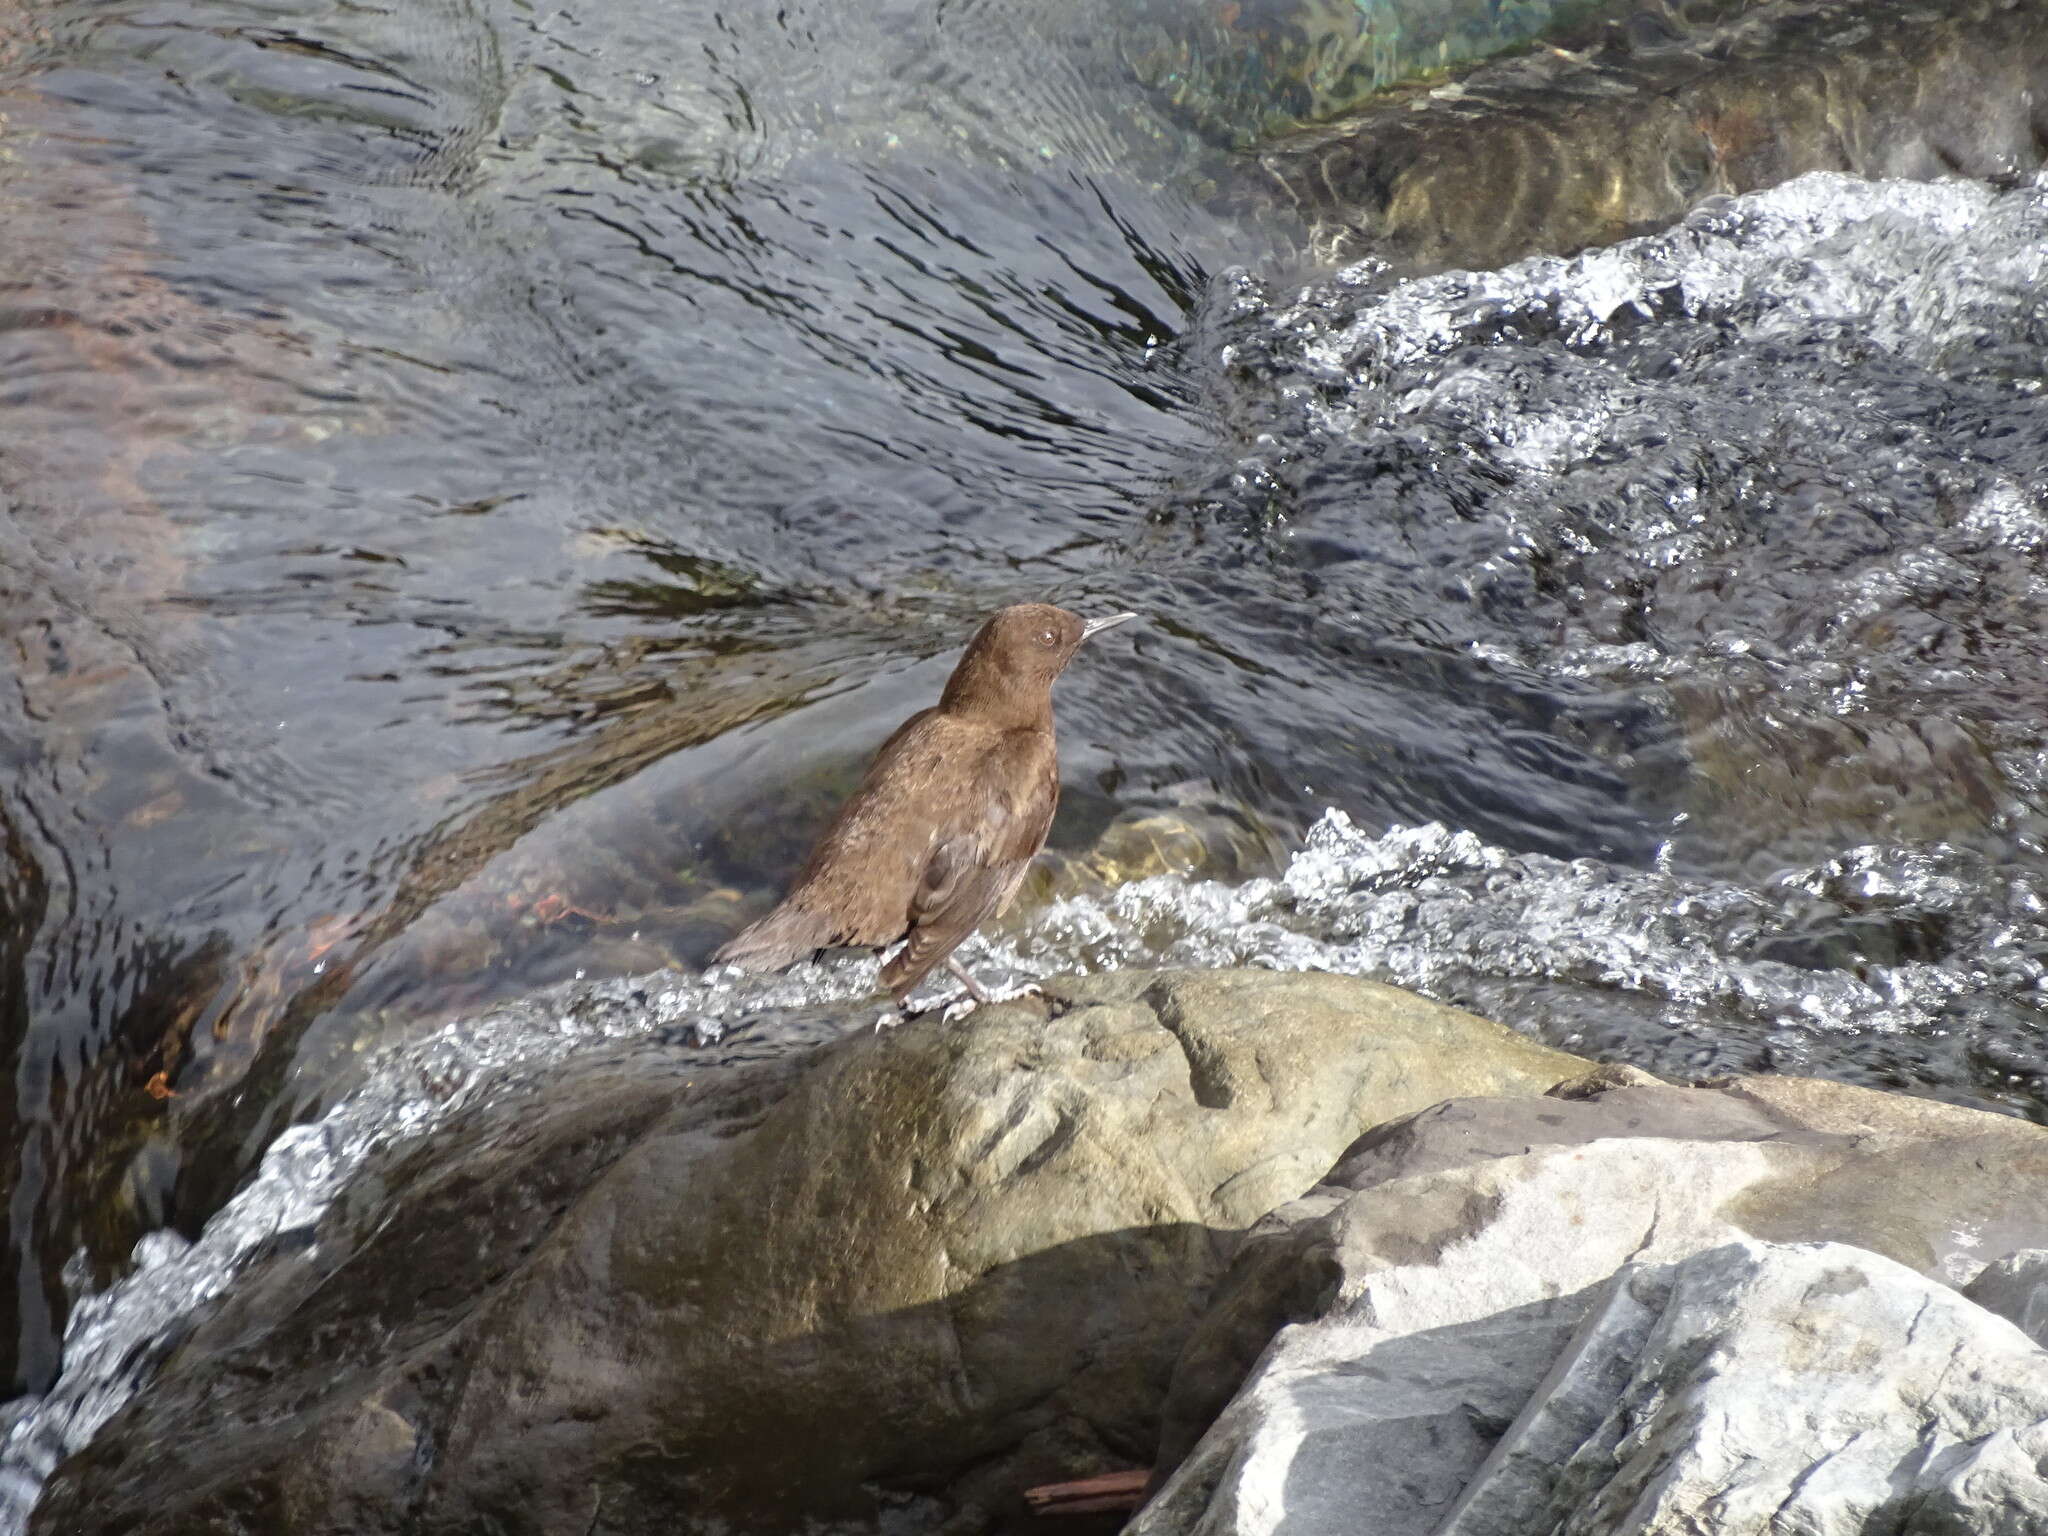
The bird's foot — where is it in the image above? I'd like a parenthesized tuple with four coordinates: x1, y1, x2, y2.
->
(939, 981, 1043, 1022)
(944, 956, 994, 1006)
(873, 1004, 909, 1034)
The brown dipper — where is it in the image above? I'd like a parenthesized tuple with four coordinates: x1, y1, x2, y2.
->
(714, 603, 1137, 1009)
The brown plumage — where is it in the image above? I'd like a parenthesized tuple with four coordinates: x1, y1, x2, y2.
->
(713, 603, 1136, 1008)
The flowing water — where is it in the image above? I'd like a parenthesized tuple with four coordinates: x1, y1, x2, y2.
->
(4, 0, 2048, 1521)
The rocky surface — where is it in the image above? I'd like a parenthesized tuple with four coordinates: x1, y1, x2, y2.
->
(31, 969, 1587, 1535)
(1441, 1240, 2048, 1536)
(41, 968, 2048, 1536)
(1256, 0, 2048, 271)
(1965, 1248, 2048, 1349)
(1135, 1074, 2048, 1536)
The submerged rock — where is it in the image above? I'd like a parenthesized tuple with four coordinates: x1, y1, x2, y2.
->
(1135, 1074, 2048, 1536)
(1257, 0, 2048, 270)
(30, 969, 1586, 1535)
(1122, 0, 1759, 148)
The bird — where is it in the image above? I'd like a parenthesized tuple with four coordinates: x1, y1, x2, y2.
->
(713, 603, 1137, 1011)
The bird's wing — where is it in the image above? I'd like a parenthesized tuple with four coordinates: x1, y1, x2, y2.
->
(711, 712, 943, 971)
(879, 737, 1057, 1000)
(711, 899, 844, 972)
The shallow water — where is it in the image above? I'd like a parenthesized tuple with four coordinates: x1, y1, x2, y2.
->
(11, 790, 2048, 1521)
(0, 0, 1290, 1395)
(5, 0, 2048, 1518)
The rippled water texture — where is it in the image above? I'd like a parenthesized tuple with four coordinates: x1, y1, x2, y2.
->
(4, 0, 2048, 1495)
(0, 0, 1300, 1395)
(1169, 171, 2048, 1105)
(1125, 0, 1717, 145)
(12, 791, 2048, 1522)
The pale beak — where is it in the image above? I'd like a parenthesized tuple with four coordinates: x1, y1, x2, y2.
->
(1082, 612, 1139, 639)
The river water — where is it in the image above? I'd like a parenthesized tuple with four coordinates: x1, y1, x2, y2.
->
(4, 0, 2048, 1522)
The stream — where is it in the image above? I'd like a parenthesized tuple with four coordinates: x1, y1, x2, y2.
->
(3, 0, 2048, 1524)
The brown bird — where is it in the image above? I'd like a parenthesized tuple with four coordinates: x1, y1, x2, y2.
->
(714, 603, 1137, 1010)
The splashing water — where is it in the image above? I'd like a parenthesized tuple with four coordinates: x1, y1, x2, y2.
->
(6, 800, 2045, 1527)
(990, 812, 2048, 1095)
(0, 961, 876, 1530)
(12, 169, 2048, 1525)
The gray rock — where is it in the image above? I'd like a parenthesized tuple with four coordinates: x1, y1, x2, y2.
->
(33, 968, 1588, 1536)
(1139, 1076, 2048, 1536)
(1964, 1249, 2048, 1350)
(1443, 1241, 2048, 1536)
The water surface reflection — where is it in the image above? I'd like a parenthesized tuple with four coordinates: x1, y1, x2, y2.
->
(0, 0, 1288, 1390)
(5, 0, 2048, 1422)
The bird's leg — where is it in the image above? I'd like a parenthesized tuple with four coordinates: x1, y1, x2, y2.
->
(946, 957, 994, 1008)
(935, 960, 1045, 1021)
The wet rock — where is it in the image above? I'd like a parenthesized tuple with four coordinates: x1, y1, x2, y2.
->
(1258, 0, 2048, 271)
(1670, 677, 2008, 876)
(1136, 1074, 2048, 1536)
(1032, 805, 1291, 898)
(1123, 0, 1756, 148)
(31, 969, 1588, 1536)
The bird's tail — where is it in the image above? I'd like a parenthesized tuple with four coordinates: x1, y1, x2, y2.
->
(711, 902, 842, 973)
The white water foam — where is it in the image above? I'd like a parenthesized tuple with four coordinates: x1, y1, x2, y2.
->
(8, 803, 2043, 1527)
(12, 170, 2048, 1527)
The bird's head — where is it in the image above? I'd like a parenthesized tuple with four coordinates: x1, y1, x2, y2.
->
(940, 603, 1137, 720)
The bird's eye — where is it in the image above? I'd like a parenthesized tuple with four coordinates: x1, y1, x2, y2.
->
(1038, 628, 1058, 648)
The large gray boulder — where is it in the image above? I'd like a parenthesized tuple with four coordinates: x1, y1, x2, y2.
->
(33, 968, 1587, 1535)
(1440, 1240, 2048, 1536)
(1137, 1075, 2048, 1536)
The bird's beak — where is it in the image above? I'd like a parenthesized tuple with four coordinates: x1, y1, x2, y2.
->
(1081, 612, 1138, 639)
